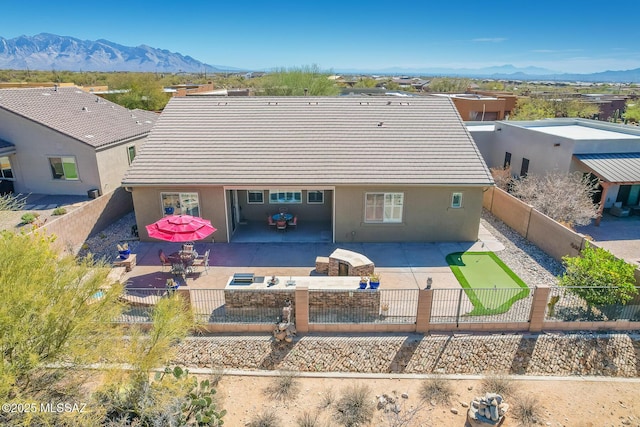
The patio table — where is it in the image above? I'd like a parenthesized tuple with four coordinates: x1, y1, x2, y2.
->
(272, 213, 293, 222)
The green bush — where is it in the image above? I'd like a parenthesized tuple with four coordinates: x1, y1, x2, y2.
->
(559, 243, 637, 307)
(52, 207, 67, 215)
(20, 212, 39, 224)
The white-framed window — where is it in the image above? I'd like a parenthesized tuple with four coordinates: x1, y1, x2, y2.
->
(0, 156, 13, 179)
(307, 190, 324, 204)
(451, 192, 463, 208)
(365, 192, 403, 223)
(49, 156, 78, 180)
(269, 190, 302, 204)
(247, 190, 264, 204)
(127, 145, 136, 165)
(161, 192, 199, 216)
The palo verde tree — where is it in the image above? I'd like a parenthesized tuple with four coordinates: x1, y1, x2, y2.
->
(256, 64, 340, 96)
(623, 98, 640, 124)
(559, 243, 637, 315)
(510, 97, 599, 120)
(509, 170, 600, 228)
(0, 230, 207, 426)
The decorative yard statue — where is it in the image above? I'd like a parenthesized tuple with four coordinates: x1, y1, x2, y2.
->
(273, 299, 296, 343)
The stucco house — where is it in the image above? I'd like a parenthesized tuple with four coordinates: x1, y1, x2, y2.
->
(123, 96, 494, 243)
(0, 86, 157, 196)
(469, 118, 640, 222)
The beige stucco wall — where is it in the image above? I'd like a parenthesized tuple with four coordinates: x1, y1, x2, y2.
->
(95, 137, 147, 196)
(487, 187, 532, 237)
(133, 185, 485, 243)
(334, 186, 484, 242)
(0, 109, 101, 195)
(484, 122, 576, 176)
(132, 186, 227, 242)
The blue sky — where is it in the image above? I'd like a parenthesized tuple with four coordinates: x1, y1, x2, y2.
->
(2, 1, 639, 74)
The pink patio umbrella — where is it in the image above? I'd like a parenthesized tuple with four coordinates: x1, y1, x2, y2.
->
(145, 214, 217, 242)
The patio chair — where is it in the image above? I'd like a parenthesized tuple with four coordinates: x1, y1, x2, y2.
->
(268, 215, 276, 229)
(287, 215, 297, 229)
(158, 249, 171, 272)
(192, 249, 210, 274)
(276, 219, 287, 231)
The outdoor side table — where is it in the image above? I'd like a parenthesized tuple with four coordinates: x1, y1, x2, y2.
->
(113, 253, 137, 272)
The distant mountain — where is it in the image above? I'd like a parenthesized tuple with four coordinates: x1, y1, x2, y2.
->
(0, 33, 239, 73)
(335, 64, 640, 83)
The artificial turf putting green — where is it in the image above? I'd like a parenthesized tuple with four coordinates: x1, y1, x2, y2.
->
(445, 252, 530, 316)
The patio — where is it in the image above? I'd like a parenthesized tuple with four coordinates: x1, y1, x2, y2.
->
(119, 223, 503, 292)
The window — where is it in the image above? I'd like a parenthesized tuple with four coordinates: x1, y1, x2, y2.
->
(269, 190, 302, 204)
(520, 158, 530, 177)
(49, 156, 78, 180)
(451, 192, 463, 208)
(365, 192, 403, 223)
(161, 192, 199, 216)
(307, 190, 324, 204)
(127, 145, 136, 165)
(247, 190, 264, 204)
(503, 152, 511, 168)
(0, 156, 13, 179)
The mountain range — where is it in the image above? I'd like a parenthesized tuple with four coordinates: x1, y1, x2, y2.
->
(0, 33, 236, 73)
(1, 33, 639, 83)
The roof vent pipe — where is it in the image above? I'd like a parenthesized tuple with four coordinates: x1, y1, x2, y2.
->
(304, 88, 308, 96)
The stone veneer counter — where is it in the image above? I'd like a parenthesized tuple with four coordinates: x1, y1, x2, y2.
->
(224, 276, 381, 320)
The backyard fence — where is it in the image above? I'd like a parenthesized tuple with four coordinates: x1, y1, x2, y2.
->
(116, 285, 640, 333)
(545, 286, 640, 322)
(430, 288, 533, 325)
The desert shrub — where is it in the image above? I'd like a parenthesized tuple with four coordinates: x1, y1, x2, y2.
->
(319, 387, 335, 409)
(481, 373, 515, 397)
(249, 410, 282, 427)
(265, 371, 300, 401)
(296, 410, 320, 427)
(419, 376, 454, 405)
(52, 207, 67, 215)
(334, 383, 374, 427)
(20, 212, 39, 224)
(511, 394, 544, 426)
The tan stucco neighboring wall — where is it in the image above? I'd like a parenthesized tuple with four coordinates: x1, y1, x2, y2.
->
(132, 186, 228, 242)
(334, 186, 484, 242)
(95, 137, 147, 196)
(486, 123, 576, 175)
(0, 109, 102, 195)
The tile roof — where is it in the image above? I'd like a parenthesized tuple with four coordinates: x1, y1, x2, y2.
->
(574, 153, 640, 183)
(0, 87, 157, 148)
(123, 96, 494, 187)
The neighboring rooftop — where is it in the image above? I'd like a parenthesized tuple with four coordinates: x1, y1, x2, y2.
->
(0, 86, 158, 147)
(574, 153, 640, 182)
(123, 96, 493, 187)
(527, 124, 640, 140)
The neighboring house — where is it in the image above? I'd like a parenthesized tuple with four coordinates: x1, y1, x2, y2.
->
(0, 86, 157, 196)
(433, 93, 510, 121)
(123, 96, 494, 243)
(468, 118, 640, 223)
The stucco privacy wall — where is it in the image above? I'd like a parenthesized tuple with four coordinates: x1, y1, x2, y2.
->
(482, 186, 639, 283)
(40, 187, 133, 253)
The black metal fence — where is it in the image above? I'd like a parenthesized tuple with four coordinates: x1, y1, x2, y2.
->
(115, 288, 168, 323)
(308, 289, 419, 324)
(430, 287, 533, 325)
(545, 286, 640, 322)
(190, 289, 285, 324)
